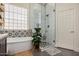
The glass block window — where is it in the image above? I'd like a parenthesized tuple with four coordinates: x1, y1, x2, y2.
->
(4, 4, 28, 30)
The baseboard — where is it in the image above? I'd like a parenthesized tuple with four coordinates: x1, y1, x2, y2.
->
(74, 48, 79, 52)
(55, 45, 74, 51)
(55, 45, 79, 52)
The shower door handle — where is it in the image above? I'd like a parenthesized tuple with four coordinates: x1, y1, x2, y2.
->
(53, 40, 55, 43)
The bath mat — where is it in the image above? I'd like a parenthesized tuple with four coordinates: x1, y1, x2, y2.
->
(40, 47, 61, 56)
(45, 48, 61, 56)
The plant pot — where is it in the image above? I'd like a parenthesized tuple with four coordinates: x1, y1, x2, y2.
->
(32, 45, 41, 52)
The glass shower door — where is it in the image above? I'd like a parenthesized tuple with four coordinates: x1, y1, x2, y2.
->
(40, 3, 56, 50)
(30, 3, 56, 51)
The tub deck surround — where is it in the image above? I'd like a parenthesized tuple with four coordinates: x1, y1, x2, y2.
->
(0, 29, 32, 55)
(0, 29, 32, 37)
(7, 37, 33, 54)
(7, 37, 32, 43)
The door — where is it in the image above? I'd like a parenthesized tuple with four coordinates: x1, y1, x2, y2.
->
(56, 8, 75, 50)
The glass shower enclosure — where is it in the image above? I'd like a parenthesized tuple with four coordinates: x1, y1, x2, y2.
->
(30, 3, 56, 51)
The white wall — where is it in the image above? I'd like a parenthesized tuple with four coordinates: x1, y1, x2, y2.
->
(74, 5, 79, 52)
(11, 3, 29, 8)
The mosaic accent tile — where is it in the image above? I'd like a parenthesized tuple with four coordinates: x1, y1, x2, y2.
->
(0, 29, 32, 37)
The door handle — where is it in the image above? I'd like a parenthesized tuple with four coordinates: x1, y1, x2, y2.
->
(70, 31, 74, 33)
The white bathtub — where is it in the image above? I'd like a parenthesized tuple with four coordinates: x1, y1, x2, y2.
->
(7, 37, 33, 54)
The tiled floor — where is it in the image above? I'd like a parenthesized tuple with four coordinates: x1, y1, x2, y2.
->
(54, 47, 79, 56)
(33, 51, 50, 56)
(13, 47, 79, 56)
(33, 47, 79, 56)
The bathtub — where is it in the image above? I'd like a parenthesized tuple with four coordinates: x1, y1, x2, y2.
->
(7, 37, 33, 54)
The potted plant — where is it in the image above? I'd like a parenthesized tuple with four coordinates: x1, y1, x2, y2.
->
(32, 28, 42, 52)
